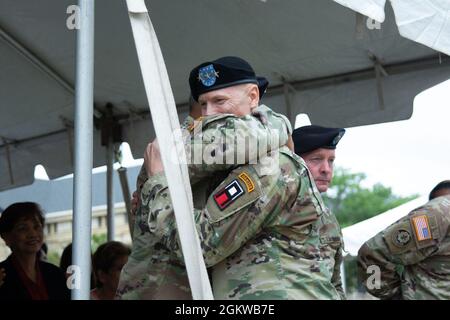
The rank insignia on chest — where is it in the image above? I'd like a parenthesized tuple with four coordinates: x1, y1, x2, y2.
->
(213, 179, 244, 210)
(412, 215, 432, 241)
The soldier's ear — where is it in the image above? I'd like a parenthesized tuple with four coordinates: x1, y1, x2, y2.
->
(248, 84, 260, 108)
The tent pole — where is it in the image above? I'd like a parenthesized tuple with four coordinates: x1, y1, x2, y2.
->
(1, 138, 14, 185)
(72, 0, 94, 300)
(60, 117, 74, 167)
(375, 64, 386, 110)
(283, 82, 292, 125)
(282, 79, 295, 126)
(106, 133, 114, 242)
(117, 167, 134, 239)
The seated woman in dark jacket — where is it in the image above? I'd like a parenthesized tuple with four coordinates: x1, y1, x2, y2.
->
(0, 202, 70, 300)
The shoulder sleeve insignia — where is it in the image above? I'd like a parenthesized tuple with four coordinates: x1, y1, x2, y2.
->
(213, 179, 244, 210)
(238, 172, 255, 192)
(392, 229, 412, 247)
(412, 215, 432, 241)
(384, 221, 415, 254)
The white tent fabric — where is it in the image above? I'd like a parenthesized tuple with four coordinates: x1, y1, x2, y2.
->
(125, 0, 212, 299)
(342, 195, 428, 256)
(334, 0, 450, 56)
(1, 0, 450, 192)
(334, 0, 387, 23)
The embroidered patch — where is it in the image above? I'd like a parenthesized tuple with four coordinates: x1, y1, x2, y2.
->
(332, 131, 345, 146)
(392, 229, 411, 247)
(198, 64, 219, 87)
(238, 172, 255, 193)
(213, 179, 244, 210)
(412, 215, 432, 241)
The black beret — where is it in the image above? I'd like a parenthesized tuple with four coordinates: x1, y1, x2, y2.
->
(189, 56, 269, 101)
(292, 125, 345, 155)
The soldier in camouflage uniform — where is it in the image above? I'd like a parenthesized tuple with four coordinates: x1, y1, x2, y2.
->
(117, 61, 292, 299)
(118, 56, 342, 300)
(291, 125, 347, 299)
(358, 181, 450, 300)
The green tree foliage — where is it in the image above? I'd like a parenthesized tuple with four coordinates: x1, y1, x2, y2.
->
(323, 167, 419, 228)
(46, 251, 61, 266)
(91, 233, 107, 253)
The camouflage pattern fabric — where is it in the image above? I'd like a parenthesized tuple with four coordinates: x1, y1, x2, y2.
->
(135, 115, 195, 192)
(323, 207, 346, 300)
(117, 105, 291, 299)
(134, 105, 292, 189)
(358, 195, 450, 300)
(206, 149, 343, 299)
(119, 145, 344, 299)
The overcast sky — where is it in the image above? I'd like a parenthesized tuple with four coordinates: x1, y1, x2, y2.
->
(325, 79, 450, 198)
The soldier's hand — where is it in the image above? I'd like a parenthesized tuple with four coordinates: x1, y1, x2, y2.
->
(0, 268, 5, 287)
(144, 139, 164, 176)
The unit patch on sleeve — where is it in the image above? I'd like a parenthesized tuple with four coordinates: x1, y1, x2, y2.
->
(392, 229, 412, 247)
(213, 179, 244, 210)
(238, 172, 255, 192)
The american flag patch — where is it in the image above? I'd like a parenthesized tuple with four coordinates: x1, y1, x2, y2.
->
(412, 215, 432, 241)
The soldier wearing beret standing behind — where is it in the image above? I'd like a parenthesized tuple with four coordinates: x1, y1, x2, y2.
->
(292, 125, 347, 299)
(358, 181, 450, 299)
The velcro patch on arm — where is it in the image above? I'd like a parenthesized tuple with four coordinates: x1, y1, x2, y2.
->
(412, 215, 432, 241)
(207, 169, 262, 224)
(214, 179, 244, 210)
(409, 213, 437, 249)
(385, 221, 416, 255)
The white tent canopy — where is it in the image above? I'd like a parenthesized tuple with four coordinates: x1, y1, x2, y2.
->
(1, 0, 450, 191)
(334, 0, 450, 56)
(342, 195, 429, 256)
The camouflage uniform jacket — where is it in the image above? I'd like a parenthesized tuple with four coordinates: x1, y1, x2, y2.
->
(117, 105, 291, 299)
(134, 105, 292, 189)
(358, 195, 450, 300)
(207, 149, 343, 299)
(323, 206, 346, 300)
(121, 145, 343, 299)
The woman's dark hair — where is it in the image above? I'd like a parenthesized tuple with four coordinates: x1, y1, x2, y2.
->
(60, 243, 73, 272)
(0, 202, 45, 235)
(60, 242, 96, 288)
(92, 241, 130, 288)
(429, 180, 450, 200)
